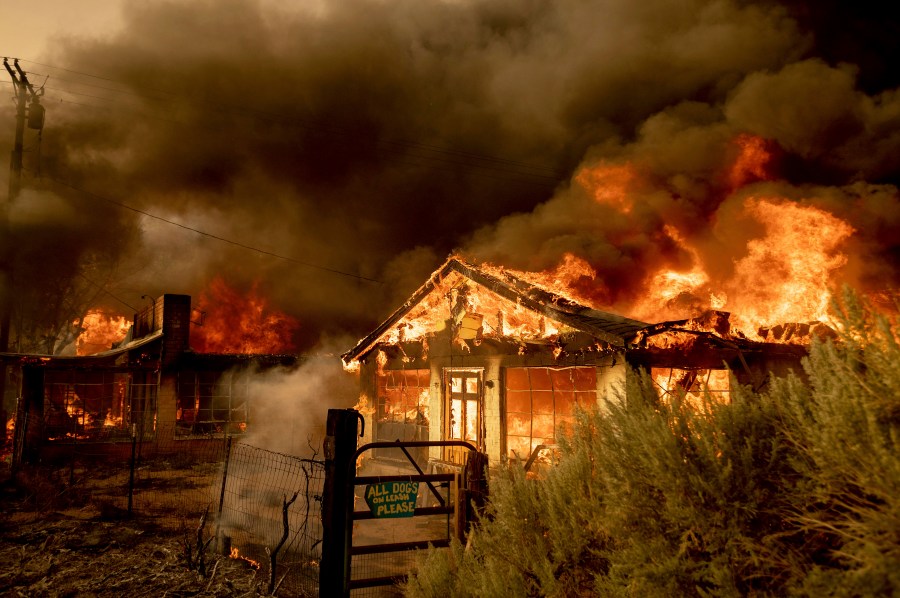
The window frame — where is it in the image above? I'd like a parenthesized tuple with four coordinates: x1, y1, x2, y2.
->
(503, 366, 598, 462)
(175, 369, 250, 436)
(442, 367, 484, 464)
(43, 370, 157, 441)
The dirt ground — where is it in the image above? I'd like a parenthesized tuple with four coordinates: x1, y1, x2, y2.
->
(0, 470, 280, 598)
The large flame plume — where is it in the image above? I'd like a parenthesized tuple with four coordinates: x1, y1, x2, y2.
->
(74, 311, 131, 356)
(466, 133, 872, 341)
(190, 278, 299, 354)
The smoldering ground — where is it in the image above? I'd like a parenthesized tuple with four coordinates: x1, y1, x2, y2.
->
(2, 0, 900, 352)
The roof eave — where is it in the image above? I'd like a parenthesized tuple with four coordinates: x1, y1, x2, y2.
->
(342, 257, 650, 363)
(341, 259, 459, 364)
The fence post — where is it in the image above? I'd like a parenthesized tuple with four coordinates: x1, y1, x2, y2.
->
(215, 435, 233, 552)
(127, 429, 137, 516)
(320, 409, 361, 598)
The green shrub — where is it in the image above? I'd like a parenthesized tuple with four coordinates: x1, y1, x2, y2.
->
(779, 291, 900, 596)
(404, 292, 900, 597)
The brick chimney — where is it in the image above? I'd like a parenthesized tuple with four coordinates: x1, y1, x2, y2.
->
(158, 294, 191, 366)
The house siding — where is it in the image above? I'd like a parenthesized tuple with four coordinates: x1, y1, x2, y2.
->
(360, 336, 627, 469)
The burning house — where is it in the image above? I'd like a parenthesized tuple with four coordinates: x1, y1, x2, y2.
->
(342, 256, 815, 472)
(2, 293, 298, 464)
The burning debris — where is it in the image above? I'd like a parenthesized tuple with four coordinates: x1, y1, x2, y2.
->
(229, 547, 261, 571)
(4, 2, 897, 594)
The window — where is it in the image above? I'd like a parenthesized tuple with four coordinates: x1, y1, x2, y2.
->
(44, 371, 157, 441)
(176, 370, 249, 436)
(651, 368, 731, 410)
(374, 369, 430, 465)
(443, 368, 483, 464)
(505, 366, 598, 461)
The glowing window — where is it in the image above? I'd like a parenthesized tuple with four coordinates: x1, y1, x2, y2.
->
(651, 368, 731, 410)
(443, 368, 483, 465)
(374, 369, 430, 465)
(376, 369, 430, 430)
(505, 366, 598, 461)
(43, 371, 155, 441)
(176, 370, 250, 436)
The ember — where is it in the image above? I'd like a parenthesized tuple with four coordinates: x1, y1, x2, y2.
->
(1, 418, 14, 462)
(229, 547, 260, 570)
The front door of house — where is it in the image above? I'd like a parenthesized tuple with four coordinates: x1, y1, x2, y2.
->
(443, 368, 483, 464)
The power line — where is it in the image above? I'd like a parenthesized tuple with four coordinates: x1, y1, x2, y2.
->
(76, 272, 138, 312)
(17, 59, 178, 96)
(42, 174, 384, 284)
(14, 58, 568, 182)
(21, 88, 564, 188)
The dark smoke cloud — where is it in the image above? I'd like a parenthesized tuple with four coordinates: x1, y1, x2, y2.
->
(2, 0, 899, 351)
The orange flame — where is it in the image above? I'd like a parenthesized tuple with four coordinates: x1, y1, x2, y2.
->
(75, 311, 130, 356)
(728, 133, 773, 190)
(536, 196, 854, 340)
(652, 367, 731, 411)
(524, 136, 856, 341)
(575, 161, 638, 213)
(391, 269, 561, 344)
(352, 133, 858, 353)
(628, 226, 723, 322)
(726, 198, 854, 335)
(397, 189, 854, 348)
(229, 547, 260, 570)
(1, 418, 14, 463)
(190, 278, 299, 354)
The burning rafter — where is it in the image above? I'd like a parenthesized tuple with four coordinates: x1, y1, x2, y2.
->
(342, 257, 650, 364)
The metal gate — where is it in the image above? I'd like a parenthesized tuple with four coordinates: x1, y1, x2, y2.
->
(320, 409, 487, 597)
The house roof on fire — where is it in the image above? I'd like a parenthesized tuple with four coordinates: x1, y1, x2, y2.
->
(0, 329, 165, 371)
(342, 257, 651, 363)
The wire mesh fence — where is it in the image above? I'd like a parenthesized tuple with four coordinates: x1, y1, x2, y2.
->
(216, 441, 325, 596)
(7, 424, 325, 596)
(30, 424, 229, 528)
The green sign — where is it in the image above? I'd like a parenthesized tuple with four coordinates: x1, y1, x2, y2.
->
(364, 482, 419, 518)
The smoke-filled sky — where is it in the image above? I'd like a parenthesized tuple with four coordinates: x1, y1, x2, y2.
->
(2, 0, 900, 353)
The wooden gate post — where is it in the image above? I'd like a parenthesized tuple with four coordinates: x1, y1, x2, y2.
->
(320, 408, 362, 597)
(462, 451, 488, 536)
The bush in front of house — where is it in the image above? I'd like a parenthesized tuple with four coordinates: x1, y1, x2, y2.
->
(403, 292, 900, 597)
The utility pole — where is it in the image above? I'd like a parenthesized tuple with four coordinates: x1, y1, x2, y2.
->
(1, 58, 43, 417)
(2, 57, 41, 351)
